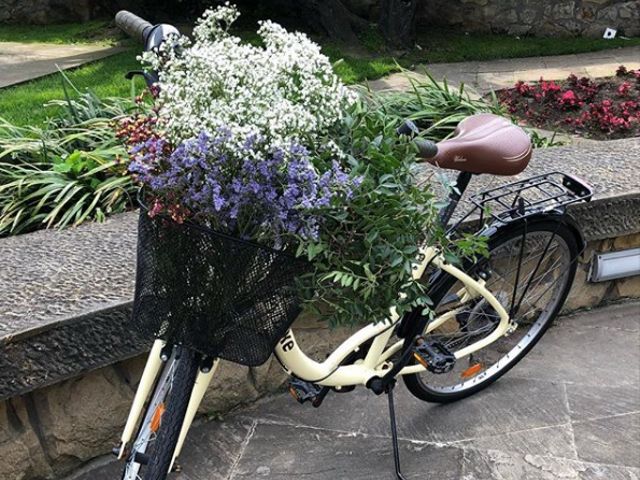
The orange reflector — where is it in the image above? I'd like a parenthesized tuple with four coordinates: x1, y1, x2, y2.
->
(150, 403, 166, 433)
(413, 352, 430, 369)
(288, 386, 299, 401)
(461, 363, 482, 379)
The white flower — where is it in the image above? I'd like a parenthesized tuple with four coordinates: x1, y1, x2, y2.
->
(143, 4, 356, 155)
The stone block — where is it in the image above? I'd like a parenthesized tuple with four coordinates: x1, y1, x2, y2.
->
(597, 4, 622, 22)
(507, 24, 534, 36)
(615, 275, 640, 299)
(30, 365, 135, 476)
(519, 8, 539, 23)
(619, 1, 640, 19)
(200, 362, 261, 415)
(416, 0, 640, 37)
(612, 232, 640, 250)
(563, 257, 610, 312)
(552, 1, 577, 19)
(461, 0, 489, 6)
(493, 8, 519, 24)
(0, 398, 52, 480)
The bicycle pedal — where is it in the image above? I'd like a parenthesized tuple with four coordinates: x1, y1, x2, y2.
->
(288, 378, 322, 406)
(414, 339, 456, 374)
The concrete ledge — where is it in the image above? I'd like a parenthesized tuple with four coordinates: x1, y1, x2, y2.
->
(569, 193, 640, 241)
(1, 138, 639, 401)
(1, 138, 640, 479)
(0, 303, 142, 400)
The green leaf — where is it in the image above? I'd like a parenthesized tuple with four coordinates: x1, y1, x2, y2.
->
(444, 252, 460, 265)
(53, 163, 72, 173)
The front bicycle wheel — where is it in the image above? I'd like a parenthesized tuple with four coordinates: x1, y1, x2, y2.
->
(121, 346, 200, 480)
(404, 218, 580, 403)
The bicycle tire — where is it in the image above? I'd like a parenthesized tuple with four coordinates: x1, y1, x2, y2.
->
(404, 218, 579, 403)
(143, 347, 200, 480)
(121, 346, 200, 480)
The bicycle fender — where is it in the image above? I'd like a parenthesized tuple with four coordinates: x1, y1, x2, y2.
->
(480, 210, 587, 253)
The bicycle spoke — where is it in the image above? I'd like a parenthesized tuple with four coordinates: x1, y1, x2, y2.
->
(414, 228, 573, 393)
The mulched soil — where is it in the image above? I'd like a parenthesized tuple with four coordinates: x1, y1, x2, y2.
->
(496, 66, 640, 140)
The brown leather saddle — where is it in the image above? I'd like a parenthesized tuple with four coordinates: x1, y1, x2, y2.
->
(424, 114, 532, 176)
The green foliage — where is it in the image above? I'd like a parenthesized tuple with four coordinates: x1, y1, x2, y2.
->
(297, 92, 443, 326)
(0, 87, 138, 236)
(296, 79, 493, 326)
(0, 51, 143, 128)
(371, 72, 504, 140)
(527, 129, 566, 148)
(329, 56, 400, 85)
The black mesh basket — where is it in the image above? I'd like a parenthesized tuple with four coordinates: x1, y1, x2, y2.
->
(132, 211, 310, 366)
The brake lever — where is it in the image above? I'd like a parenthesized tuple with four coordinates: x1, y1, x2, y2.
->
(125, 70, 158, 88)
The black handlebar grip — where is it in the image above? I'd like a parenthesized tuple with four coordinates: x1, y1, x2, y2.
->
(415, 140, 439, 159)
(115, 10, 153, 45)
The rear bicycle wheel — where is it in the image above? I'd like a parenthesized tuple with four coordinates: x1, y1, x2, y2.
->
(121, 346, 200, 480)
(404, 218, 580, 403)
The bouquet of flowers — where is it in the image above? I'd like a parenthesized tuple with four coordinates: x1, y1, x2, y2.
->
(119, 4, 442, 339)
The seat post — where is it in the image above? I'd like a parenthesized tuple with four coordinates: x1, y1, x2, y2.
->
(438, 171, 473, 227)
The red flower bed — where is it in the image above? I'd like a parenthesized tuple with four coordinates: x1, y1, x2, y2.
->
(498, 66, 640, 140)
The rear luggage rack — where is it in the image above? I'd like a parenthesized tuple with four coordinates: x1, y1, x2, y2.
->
(469, 172, 593, 225)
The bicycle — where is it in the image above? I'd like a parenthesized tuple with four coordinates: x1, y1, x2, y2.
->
(112, 11, 593, 480)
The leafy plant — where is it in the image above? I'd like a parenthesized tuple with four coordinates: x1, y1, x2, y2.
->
(369, 71, 505, 141)
(0, 84, 138, 236)
(527, 129, 565, 148)
(0, 149, 131, 235)
(294, 86, 489, 326)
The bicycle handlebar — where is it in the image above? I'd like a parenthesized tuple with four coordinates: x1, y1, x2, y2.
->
(115, 10, 153, 45)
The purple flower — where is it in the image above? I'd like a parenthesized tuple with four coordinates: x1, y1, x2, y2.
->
(130, 127, 360, 246)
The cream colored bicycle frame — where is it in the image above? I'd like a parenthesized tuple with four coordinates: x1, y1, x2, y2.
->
(274, 245, 512, 387)
(118, 246, 512, 471)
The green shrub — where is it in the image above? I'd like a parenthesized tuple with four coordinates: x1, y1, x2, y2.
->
(0, 88, 138, 236)
(369, 72, 505, 140)
(295, 80, 493, 326)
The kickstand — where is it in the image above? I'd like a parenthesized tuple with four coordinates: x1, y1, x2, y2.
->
(386, 382, 408, 480)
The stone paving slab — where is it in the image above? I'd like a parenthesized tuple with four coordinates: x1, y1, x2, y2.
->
(370, 46, 640, 93)
(0, 42, 125, 88)
(69, 302, 640, 480)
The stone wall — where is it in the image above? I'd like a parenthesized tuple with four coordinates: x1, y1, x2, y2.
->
(418, 0, 640, 37)
(1, 233, 639, 480)
(0, 318, 356, 480)
(2, 0, 638, 37)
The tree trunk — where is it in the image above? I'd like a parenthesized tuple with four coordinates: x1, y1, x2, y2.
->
(379, 0, 418, 50)
(295, 0, 368, 44)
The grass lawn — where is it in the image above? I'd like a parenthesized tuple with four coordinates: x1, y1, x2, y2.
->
(0, 21, 122, 44)
(0, 50, 142, 127)
(1, 22, 639, 126)
(327, 27, 640, 83)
